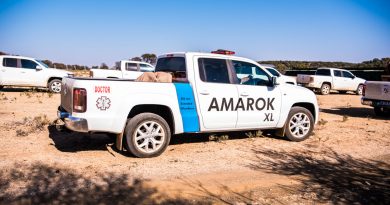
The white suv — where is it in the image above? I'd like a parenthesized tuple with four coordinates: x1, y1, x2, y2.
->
(0, 55, 73, 93)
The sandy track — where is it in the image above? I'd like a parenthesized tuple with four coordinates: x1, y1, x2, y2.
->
(0, 88, 389, 204)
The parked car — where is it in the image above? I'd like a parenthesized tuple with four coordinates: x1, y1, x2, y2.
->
(0, 55, 73, 93)
(263, 66, 297, 85)
(361, 79, 390, 116)
(90, 60, 154, 79)
(234, 64, 296, 85)
(297, 67, 365, 95)
(58, 50, 319, 158)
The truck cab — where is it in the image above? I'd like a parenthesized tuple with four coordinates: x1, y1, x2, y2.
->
(89, 60, 155, 79)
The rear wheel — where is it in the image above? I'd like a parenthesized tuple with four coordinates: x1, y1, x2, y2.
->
(320, 83, 331, 95)
(48, 79, 62, 93)
(124, 113, 171, 158)
(356, 84, 364, 95)
(285, 107, 314, 142)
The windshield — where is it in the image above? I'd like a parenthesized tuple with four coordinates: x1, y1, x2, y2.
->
(37, 60, 49, 68)
(266, 68, 280, 77)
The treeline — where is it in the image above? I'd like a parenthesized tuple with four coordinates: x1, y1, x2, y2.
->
(258, 57, 390, 71)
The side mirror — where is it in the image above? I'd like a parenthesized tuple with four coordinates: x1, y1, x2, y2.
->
(36, 65, 43, 70)
(271, 76, 279, 86)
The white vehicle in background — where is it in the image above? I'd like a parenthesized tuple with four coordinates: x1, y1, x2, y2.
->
(0, 55, 73, 93)
(297, 67, 365, 95)
(90, 60, 154, 79)
(361, 79, 390, 117)
(234, 64, 297, 85)
(263, 66, 297, 85)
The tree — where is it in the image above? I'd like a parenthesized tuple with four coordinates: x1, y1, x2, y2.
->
(100, 63, 109, 69)
(130, 57, 142, 61)
(141, 53, 157, 64)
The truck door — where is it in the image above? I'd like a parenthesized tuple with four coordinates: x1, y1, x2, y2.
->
(1, 57, 20, 85)
(123, 62, 142, 79)
(332, 70, 345, 90)
(233, 61, 282, 128)
(342, 70, 357, 90)
(194, 57, 239, 129)
(19, 59, 43, 86)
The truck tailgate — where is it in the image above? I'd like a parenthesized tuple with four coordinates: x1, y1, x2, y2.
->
(365, 81, 390, 101)
(297, 74, 312, 84)
(60, 78, 75, 112)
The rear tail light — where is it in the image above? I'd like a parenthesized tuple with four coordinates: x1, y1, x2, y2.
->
(73, 88, 87, 112)
(89, 70, 93, 77)
(362, 84, 366, 96)
(309, 76, 314, 83)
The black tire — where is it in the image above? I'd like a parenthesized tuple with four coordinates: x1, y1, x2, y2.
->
(374, 107, 389, 117)
(124, 113, 171, 158)
(285, 106, 314, 142)
(356, 84, 364, 95)
(48, 79, 62, 93)
(320, 83, 331, 95)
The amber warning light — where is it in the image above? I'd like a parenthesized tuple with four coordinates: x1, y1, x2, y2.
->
(211, 49, 235, 55)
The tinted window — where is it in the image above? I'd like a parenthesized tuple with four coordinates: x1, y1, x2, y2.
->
(198, 58, 230, 83)
(126, 63, 138, 71)
(342, 71, 354, 78)
(316, 69, 331, 76)
(155, 57, 186, 72)
(139, 64, 154, 72)
(266, 68, 280, 77)
(333, 70, 342, 77)
(234, 62, 252, 75)
(3, 58, 18, 68)
(21, 59, 38, 69)
(233, 61, 270, 86)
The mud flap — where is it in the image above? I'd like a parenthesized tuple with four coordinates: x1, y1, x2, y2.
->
(274, 125, 286, 137)
(115, 132, 124, 151)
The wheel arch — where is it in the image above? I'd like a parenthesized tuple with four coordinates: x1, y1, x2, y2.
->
(47, 77, 62, 87)
(127, 104, 175, 134)
(291, 102, 316, 120)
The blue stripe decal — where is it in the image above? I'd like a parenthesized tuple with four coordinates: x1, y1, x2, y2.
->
(173, 83, 200, 132)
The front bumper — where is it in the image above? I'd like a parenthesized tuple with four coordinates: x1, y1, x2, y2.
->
(361, 98, 390, 108)
(57, 108, 88, 132)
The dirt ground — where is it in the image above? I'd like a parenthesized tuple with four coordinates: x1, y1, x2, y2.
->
(0, 88, 389, 204)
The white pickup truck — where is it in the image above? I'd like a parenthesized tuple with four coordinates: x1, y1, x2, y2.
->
(361, 79, 390, 116)
(90, 60, 154, 79)
(297, 68, 365, 95)
(58, 52, 319, 158)
(0, 55, 73, 93)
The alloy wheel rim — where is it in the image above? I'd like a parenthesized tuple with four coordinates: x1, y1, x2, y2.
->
(289, 113, 311, 138)
(133, 121, 165, 153)
(51, 82, 61, 93)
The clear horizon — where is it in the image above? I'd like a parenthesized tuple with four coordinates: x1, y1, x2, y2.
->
(1, 0, 389, 67)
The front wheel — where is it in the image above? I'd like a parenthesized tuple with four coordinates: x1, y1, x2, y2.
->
(48, 79, 62, 93)
(320, 83, 331, 95)
(124, 113, 171, 158)
(285, 107, 314, 142)
(356, 84, 364, 95)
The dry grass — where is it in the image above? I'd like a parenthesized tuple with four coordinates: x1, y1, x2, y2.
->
(14, 115, 53, 136)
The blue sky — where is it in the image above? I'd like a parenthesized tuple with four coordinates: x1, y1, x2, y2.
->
(0, 0, 389, 66)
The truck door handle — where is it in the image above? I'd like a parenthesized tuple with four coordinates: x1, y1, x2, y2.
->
(240, 92, 249, 97)
(1, 69, 5, 72)
(200, 90, 209, 95)
(21, 71, 26, 74)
